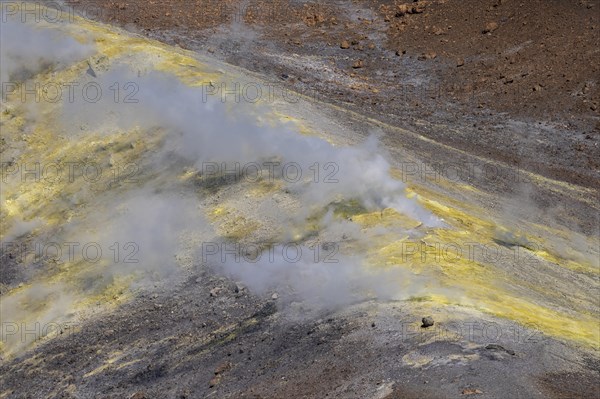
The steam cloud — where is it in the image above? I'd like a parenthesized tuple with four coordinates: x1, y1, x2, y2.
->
(58, 63, 442, 311)
(2, 14, 442, 338)
(0, 16, 95, 84)
(62, 66, 441, 225)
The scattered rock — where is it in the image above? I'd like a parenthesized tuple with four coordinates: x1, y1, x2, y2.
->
(457, 58, 465, 67)
(303, 11, 326, 27)
(214, 361, 232, 375)
(271, 292, 279, 300)
(421, 316, 434, 328)
(395, 49, 406, 56)
(582, 83, 590, 94)
(209, 374, 222, 388)
(483, 21, 499, 33)
(418, 52, 437, 60)
(432, 26, 446, 36)
(397, 2, 426, 16)
(234, 282, 246, 293)
(340, 40, 350, 49)
(352, 60, 364, 69)
(375, 382, 395, 398)
(210, 287, 222, 297)
(397, 4, 410, 15)
(462, 388, 484, 395)
(130, 393, 147, 399)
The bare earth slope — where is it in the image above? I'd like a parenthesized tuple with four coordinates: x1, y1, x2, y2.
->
(66, 0, 600, 190)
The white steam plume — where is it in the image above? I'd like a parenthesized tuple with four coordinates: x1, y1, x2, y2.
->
(0, 17, 95, 84)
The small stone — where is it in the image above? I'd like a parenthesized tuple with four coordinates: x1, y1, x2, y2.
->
(210, 287, 222, 297)
(418, 52, 437, 60)
(340, 40, 350, 49)
(271, 293, 279, 300)
(352, 59, 364, 69)
(235, 282, 246, 293)
(457, 58, 465, 67)
(398, 3, 425, 15)
(397, 4, 410, 15)
(130, 393, 147, 399)
(214, 361, 232, 375)
(462, 388, 484, 395)
(421, 316, 434, 328)
(483, 22, 499, 33)
(209, 374, 222, 387)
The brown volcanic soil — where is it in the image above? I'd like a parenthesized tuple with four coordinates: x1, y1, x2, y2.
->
(65, 0, 600, 191)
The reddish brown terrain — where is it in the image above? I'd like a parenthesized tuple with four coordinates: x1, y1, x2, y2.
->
(67, 0, 600, 189)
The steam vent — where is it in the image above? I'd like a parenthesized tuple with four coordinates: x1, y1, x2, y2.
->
(1, 2, 598, 398)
